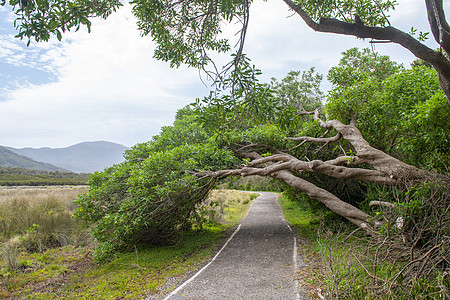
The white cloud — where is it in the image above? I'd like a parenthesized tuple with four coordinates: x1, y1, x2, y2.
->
(0, 4, 209, 148)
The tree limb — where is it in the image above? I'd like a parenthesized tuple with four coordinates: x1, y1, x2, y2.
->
(425, 0, 450, 53)
(204, 164, 375, 233)
(287, 132, 342, 143)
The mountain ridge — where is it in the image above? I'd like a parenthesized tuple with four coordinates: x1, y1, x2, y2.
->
(5, 141, 129, 173)
(0, 146, 69, 172)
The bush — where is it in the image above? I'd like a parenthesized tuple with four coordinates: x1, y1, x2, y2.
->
(74, 142, 238, 262)
(317, 177, 450, 299)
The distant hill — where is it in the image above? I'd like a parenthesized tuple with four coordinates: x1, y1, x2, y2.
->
(6, 141, 129, 173)
(0, 146, 68, 172)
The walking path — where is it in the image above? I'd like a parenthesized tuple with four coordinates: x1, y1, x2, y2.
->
(163, 192, 305, 299)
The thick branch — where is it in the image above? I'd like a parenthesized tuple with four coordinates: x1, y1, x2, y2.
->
(425, 0, 450, 53)
(238, 151, 397, 184)
(283, 0, 449, 70)
(305, 110, 448, 185)
(287, 132, 342, 143)
(273, 169, 374, 234)
(205, 165, 374, 233)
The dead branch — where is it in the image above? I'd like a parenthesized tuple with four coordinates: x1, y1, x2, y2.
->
(369, 201, 396, 209)
(287, 132, 342, 143)
(388, 241, 444, 290)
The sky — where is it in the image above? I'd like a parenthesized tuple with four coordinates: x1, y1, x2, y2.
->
(0, 0, 447, 148)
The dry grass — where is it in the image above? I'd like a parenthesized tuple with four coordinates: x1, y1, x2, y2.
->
(0, 186, 88, 250)
(204, 189, 258, 225)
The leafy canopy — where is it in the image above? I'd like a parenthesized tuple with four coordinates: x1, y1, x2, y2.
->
(326, 48, 449, 172)
(4, 0, 399, 68)
(296, 0, 397, 26)
(4, 0, 122, 44)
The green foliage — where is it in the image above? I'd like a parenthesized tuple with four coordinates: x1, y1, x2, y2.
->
(131, 0, 241, 68)
(194, 55, 280, 133)
(326, 48, 403, 122)
(271, 68, 323, 111)
(3, 0, 122, 45)
(74, 113, 239, 261)
(328, 48, 403, 87)
(270, 68, 324, 130)
(327, 49, 449, 172)
(194, 62, 325, 137)
(296, 0, 397, 27)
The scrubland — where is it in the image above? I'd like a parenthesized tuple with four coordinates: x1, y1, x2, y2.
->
(0, 186, 257, 299)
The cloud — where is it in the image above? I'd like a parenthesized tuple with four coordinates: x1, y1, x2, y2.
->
(0, 4, 209, 148)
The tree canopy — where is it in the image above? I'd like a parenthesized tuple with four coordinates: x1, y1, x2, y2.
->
(3, 0, 450, 102)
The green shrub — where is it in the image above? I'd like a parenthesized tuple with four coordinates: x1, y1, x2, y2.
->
(74, 142, 239, 262)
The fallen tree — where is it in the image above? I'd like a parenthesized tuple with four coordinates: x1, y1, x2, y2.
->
(72, 58, 449, 296)
(75, 58, 449, 256)
(202, 108, 448, 235)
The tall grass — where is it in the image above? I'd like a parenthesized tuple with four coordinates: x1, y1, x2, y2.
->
(203, 189, 258, 225)
(0, 186, 88, 252)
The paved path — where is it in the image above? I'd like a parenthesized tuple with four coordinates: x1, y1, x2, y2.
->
(164, 192, 301, 299)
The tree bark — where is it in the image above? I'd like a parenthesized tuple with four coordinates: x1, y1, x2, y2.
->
(425, 0, 450, 53)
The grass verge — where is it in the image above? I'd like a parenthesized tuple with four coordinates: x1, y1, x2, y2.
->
(278, 194, 327, 299)
(0, 188, 257, 299)
(279, 193, 449, 300)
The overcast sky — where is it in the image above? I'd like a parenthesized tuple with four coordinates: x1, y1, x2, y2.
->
(0, 0, 447, 148)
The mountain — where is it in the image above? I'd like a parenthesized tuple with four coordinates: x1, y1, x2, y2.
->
(6, 141, 129, 173)
(0, 146, 68, 172)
